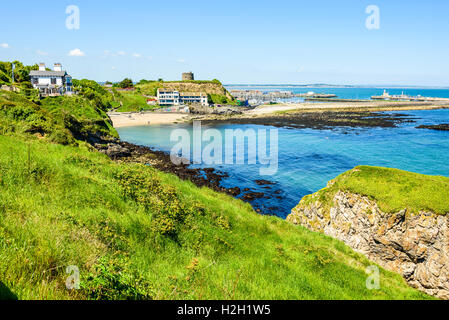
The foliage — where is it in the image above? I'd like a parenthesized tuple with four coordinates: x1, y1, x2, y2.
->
(301, 166, 449, 215)
(113, 91, 156, 112)
(72, 79, 115, 111)
(0, 60, 38, 85)
(114, 78, 134, 89)
(0, 90, 118, 144)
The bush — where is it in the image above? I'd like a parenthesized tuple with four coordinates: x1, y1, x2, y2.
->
(115, 166, 205, 239)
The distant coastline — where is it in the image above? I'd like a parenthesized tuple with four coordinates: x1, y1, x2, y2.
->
(225, 84, 449, 89)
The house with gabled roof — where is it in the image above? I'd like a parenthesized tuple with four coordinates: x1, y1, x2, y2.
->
(29, 63, 74, 96)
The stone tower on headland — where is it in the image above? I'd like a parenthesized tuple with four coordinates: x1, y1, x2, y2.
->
(182, 72, 194, 81)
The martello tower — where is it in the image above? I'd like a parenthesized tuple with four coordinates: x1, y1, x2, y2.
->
(182, 72, 194, 81)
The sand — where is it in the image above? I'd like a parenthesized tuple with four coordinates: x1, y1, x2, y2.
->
(108, 112, 189, 128)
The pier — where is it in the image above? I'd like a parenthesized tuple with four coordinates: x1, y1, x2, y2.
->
(372, 90, 449, 102)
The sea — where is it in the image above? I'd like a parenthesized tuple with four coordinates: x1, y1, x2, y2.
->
(116, 87, 449, 219)
(224, 85, 449, 101)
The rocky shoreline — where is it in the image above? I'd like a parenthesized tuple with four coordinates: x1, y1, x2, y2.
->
(95, 109, 442, 216)
(88, 134, 281, 213)
(288, 190, 449, 299)
(417, 124, 449, 131)
(200, 111, 417, 131)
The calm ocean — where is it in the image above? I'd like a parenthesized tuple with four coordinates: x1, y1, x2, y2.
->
(224, 86, 449, 101)
(117, 88, 449, 219)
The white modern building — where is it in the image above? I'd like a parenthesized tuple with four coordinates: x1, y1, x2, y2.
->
(157, 89, 208, 107)
(30, 63, 73, 96)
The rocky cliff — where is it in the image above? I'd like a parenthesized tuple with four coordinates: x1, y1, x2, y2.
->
(162, 82, 233, 100)
(287, 179, 449, 299)
(137, 81, 234, 102)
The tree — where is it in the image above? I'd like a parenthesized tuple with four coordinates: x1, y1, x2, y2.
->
(0, 61, 38, 85)
(117, 78, 134, 89)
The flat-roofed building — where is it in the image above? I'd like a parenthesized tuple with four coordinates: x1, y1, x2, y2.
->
(180, 92, 208, 106)
(157, 89, 209, 106)
(157, 89, 181, 106)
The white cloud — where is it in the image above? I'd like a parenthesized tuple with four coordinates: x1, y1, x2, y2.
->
(111, 66, 117, 70)
(177, 58, 186, 63)
(147, 56, 153, 61)
(117, 51, 126, 56)
(36, 50, 48, 56)
(297, 66, 305, 73)
(68, 48, 85, 57)
(1, 43, 10, 49)
(132, 53, 142, 58)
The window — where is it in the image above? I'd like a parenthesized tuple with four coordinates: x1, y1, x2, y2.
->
(51, 78, 57, 85)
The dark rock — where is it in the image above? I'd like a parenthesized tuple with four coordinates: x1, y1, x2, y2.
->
(417, 124, 449, 131)
(227, 187, 241, 196)
(242, 192, 265, 201)
(255, 179, 275, 186)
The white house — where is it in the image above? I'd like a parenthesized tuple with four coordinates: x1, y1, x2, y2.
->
(29, 63, 73, 96)
(157, 89, 209, 107)
(157, 89, 181, 106)
(180, 92, 209, 106)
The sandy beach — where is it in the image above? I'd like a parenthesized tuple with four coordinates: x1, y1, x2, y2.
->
(108, 112, 189, 128)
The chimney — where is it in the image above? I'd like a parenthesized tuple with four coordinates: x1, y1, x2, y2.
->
(54, 63, 62, 72)
(39, 63, 46, 71)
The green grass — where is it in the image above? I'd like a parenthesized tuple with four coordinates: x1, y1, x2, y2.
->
(0, 91, 118, 145)
(301, 166, 449, 216)
(135, 80, 234, 105)
(0, 136, 431, 300)
(0, 90, 433, 300)
(114, 91, 156, 112)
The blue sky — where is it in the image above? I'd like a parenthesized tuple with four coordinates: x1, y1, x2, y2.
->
(0, 0, 448, 85)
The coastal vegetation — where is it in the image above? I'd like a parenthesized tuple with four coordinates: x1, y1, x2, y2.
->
(288, 166, 449, 299)
(300, 166, 449, 216)
(111, 90, 156, 113)
(0, 88, 431, 300)
(0, 61, 38, 86)
(135, 79, 235, 105)
(114, 78, 134, 89)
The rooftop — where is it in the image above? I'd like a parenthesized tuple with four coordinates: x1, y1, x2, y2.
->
(30, 70, 67, 77)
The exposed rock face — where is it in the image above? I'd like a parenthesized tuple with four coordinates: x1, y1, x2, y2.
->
(161, 82, 233, 101)
(287, 191, 449, 299)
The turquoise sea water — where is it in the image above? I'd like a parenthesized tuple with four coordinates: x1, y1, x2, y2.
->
(224, 86, 449, 101)
(117, 108, 449, 219)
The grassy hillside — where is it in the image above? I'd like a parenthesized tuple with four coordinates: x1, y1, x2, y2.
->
(0, 90, 431, 300)
(111, 90, 156, 113)
(0, 90, 117, 145)
(136, 80, 235, 105)
(301, 166, 449, 216)
(0, 136, 431, 300)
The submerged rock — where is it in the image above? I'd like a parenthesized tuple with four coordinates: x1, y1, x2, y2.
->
(255, 179, 275, 186)
(242, 192, 265, 201)
(417, 124, 449, 131)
